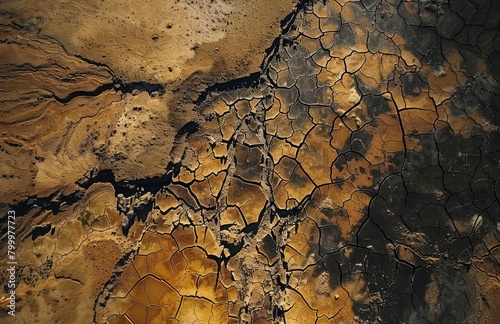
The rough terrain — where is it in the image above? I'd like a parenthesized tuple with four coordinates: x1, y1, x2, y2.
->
(1, 0, 500, 323)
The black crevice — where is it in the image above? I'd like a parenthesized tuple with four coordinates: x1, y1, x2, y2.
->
(275, 205, 302, 218)
(79, 162, 180, 197)
(53, 79, 165, 104)
(195, 72, 263, 106)
(175, 121, 201, 140)
(30, 224, 52, 241)
(220, 239, 244, 265)
(273, 305, 286, 322)
(117, 81, 165, 96)
(53, 82, 115, 103)
(242, 221, 260, 235)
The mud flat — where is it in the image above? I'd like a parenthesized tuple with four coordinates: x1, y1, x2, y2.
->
(1, 0, 500, 323)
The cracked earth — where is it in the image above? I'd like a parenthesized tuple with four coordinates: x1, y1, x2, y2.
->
(1, 0, 500, 323)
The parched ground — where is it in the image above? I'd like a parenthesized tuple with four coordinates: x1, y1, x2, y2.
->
(1, 0, 500, 323)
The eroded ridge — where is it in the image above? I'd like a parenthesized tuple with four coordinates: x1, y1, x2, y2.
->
(2, 0, 500, 323)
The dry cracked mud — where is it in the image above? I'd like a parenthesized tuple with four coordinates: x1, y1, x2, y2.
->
(1, 0, 500, 323)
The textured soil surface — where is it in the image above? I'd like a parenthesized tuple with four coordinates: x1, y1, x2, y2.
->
(1, 0, 500, 323)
